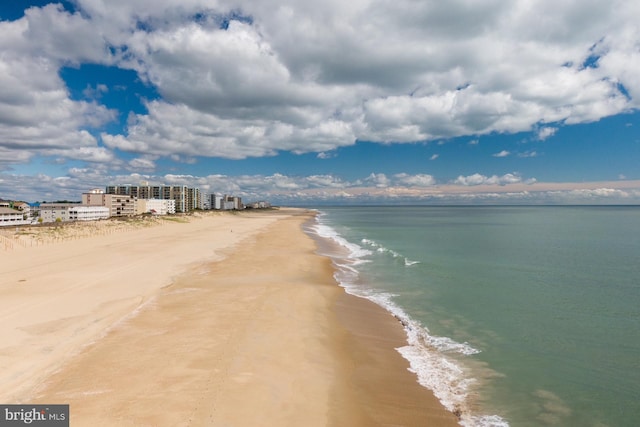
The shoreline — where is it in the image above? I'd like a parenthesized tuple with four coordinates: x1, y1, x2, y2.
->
(1, 210, 458, 425)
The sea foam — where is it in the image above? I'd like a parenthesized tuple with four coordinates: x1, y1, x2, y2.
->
(307, 212, 509, 427)
(312, 217, 372, 259)
(361, 238, 421, 266)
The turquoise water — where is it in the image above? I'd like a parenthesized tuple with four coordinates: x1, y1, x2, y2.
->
(307, 206, 640, 426)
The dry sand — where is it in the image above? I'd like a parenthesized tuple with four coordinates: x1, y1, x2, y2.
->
(0, 210, 459, 426)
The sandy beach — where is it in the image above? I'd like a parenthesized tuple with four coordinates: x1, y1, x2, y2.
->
(0, 210, 458, 426)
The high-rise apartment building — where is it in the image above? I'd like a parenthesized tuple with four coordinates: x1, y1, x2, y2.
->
(105, 184, 201, 213)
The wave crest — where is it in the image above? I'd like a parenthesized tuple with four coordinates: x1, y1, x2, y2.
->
(307, 212, 508, 427)
(361, 238, 421, 267)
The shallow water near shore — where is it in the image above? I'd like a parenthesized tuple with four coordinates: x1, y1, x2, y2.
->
(305, 206, 640, 426)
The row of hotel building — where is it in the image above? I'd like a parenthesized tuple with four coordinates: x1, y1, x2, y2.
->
(1, 184, 269, 227)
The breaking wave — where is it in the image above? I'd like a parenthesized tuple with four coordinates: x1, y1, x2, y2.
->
(306, 212, 508, 426)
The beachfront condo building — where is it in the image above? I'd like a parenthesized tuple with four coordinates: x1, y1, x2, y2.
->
(39, 203, 79, 223)
(136, 199, 176, 215)
(105, 184, 201, 213)
(68, 206, 110, 221)
(82, 190, 136, 217)
(0, 207, 30, 227)
(0, 201, 31, 218)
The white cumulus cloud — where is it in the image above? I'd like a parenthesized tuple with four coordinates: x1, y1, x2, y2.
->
(1, 0, 640, 203)
(1, 0, 638, 164)
(394, 173, 436, 187)
(537, 127, 558, 141)
(453, 173, 526, 186)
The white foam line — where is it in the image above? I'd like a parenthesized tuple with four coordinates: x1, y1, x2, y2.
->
(308, 211, 509, 427)
(362, 237, 421, 267)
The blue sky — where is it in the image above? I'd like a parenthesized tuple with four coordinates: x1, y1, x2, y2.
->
(1, 1, 639, 205)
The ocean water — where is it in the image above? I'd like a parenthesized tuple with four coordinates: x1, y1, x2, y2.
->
(304, 206, 640, 427)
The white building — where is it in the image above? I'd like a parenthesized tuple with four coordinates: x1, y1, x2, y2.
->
(137, 199, 176, 215)
(200, 193, 210, 210)
(40, 203, 112, 223)
(68, 206, 110, 221)
(210, 194, 243, 210)
(0, 207, 29, 227)
(223, 198, 235, 210)
(227, 195, 243, 210)
(13, 202, 31, 219)
(210, 194, 223, 210)
(247, 201, 272, 209)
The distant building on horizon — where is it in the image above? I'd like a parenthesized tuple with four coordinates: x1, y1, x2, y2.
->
(208, 194, 243, 210)
(209, 194, 223, 210)
(246, 201, 272, 209)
